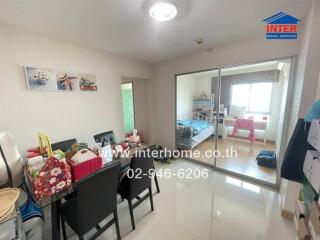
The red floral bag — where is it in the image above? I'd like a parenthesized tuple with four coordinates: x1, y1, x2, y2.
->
(26, 157, 72, 201)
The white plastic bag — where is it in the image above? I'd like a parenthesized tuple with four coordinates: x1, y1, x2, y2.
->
(100, 144, 113, 164)
(0, 132, 24, 187)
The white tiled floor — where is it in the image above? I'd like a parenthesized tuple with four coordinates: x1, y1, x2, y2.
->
(44, 159, 295, 240)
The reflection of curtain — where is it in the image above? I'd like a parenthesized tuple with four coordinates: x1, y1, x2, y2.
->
(211, 70, 280, 109)
(121, 88, 135, 133)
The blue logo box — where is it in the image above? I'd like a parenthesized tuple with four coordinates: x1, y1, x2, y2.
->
(266, 33, 297, 39)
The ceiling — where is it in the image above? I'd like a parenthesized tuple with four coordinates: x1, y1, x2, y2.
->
(0, 0, 312, 63)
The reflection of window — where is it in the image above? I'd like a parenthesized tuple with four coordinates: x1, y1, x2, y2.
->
(231, 82, 273, 114)
(226, 177, 260, 194)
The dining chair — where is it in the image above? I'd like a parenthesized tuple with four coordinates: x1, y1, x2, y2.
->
(59, 162, 121, 240)
(142, 145, 160, 193)
(117, 154, 154, 230)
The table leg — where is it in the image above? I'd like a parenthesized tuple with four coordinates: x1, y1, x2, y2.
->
(51, 199, 61, 240)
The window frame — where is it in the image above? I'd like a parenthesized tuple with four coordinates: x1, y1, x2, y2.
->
(230, 81, 273, 115)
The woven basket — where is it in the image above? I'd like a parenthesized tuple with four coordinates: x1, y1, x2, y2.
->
(0, 188, 20, 223)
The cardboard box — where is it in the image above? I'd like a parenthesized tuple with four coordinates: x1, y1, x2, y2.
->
(295, 200, 307, 219)
(294, 217, 311, 240)
(303, 150, 320, 193)
(294, 201, 311, 240)
(309, 202, 320, 240)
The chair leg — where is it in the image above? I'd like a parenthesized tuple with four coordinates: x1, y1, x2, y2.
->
(61, 218, 67, 240)
(154, 173, 160, 193)
(114, 211, 121, 240)
(149, 187, 154, 211)
(128, 199, 135, 230)
(79, 236, 84, 240)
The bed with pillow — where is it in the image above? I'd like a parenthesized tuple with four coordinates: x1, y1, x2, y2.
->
(176, 119, 214, 149)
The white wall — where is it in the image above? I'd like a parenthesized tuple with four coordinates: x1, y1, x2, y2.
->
(176, 73, 213, 119)
(280, 0, 320, 215)
(287, 0, 320, 138)
(316, 73, 320, 99)
(298, 0, 320, 118)
(194, 75, 212, 97)
(0, 23, 153, 153)
(276, 63, 291, 157)
(268, 69, 286, 141)
(176, 74, 197, 119)
(153, 37, 300, 149)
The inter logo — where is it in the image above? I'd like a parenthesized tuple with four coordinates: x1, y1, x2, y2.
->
(263, 12, 301, 40)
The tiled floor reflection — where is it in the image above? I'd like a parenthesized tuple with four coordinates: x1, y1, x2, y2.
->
(44, 160, 294, 240)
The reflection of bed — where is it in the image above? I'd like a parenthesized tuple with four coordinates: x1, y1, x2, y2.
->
(176, 119, 214, 149)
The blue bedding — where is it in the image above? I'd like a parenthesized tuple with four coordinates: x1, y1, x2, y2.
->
(177, 119, 210, 132)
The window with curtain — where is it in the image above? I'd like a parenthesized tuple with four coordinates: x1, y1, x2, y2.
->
(231, 82, 273, 114)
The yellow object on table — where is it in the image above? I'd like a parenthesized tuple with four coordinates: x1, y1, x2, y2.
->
(38, 132, 53, 157)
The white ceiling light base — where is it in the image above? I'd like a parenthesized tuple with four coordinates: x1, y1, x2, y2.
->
(149, 2, 177, 22)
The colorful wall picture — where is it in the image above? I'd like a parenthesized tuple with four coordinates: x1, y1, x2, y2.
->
(25, 66, 97, 92)
(79, 73, 97, 91)
(25, 67, 57, 91)
(56, 72, 80, 91)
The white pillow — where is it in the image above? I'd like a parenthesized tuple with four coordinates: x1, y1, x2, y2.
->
(0, 132, 24, 187)
(229, 105, 246, 118)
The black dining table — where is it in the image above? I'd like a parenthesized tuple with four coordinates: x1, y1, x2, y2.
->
(25, 154, 160, 240)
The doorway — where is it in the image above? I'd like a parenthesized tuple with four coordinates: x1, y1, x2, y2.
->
(121, 77, 151, 143)
(175, 58, 293, 186)
(121, 82, 135, 133)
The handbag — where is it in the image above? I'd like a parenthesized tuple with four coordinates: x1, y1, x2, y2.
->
(25, 157, 72, 201)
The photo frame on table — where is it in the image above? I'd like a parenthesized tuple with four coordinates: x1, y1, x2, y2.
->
(24, 66, 97, 92)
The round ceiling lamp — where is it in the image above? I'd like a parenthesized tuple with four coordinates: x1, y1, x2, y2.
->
(149, 2, 177, 22)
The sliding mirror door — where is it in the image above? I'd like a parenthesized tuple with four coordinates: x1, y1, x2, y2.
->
(215, 60, 292, 185)
(176, 69, 219, 166)
(176, 59, 292, 186)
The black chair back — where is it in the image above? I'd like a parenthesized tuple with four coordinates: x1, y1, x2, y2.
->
(129, 154, 153, 199)
(94, 131, 117, 145)
(77, 163, 121, 235)
(51, 139, 77, 152)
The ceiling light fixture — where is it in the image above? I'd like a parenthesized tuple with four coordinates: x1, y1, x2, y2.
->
(149, 2, 177, 22)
